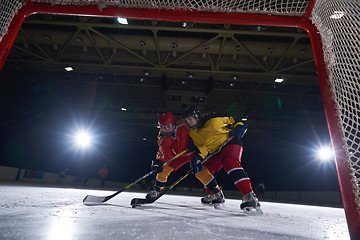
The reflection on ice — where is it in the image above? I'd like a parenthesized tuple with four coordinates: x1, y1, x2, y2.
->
(0, 183, 350, 240)
(48, 211, 74, 240)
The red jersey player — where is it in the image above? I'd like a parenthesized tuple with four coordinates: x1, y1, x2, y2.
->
(146, 112, 195, 199)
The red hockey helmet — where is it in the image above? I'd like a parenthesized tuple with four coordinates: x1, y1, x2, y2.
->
(158, 112, 175, 126)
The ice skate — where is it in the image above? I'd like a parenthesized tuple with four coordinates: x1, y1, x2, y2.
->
(201, 190, 225, 208)
(145, 189, 161, 199)
(240, 192, 262, 214)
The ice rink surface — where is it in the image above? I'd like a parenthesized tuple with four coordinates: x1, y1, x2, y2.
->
(0, 183, 350, 240)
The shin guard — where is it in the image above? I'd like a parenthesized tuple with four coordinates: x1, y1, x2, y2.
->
(223, 157, 253, 195)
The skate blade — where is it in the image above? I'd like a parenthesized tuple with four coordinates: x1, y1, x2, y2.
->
(201, 202, 213, 206)
(213, 202, 226, 210)
(242, 206, 263, 214)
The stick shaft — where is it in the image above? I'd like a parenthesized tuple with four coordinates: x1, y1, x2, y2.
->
(83, 149, 189, 203)
(125, 149, 188, 189)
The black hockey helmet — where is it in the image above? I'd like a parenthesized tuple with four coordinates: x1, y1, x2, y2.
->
(183, 106, 203, 129)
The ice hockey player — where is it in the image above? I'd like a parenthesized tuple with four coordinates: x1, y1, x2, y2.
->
(146, 112, 195, 199)
(183, 106, 261, 213)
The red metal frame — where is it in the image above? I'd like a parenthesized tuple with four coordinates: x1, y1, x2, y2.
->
(304, 21, 360, 240)
(0, 2, 358, 238)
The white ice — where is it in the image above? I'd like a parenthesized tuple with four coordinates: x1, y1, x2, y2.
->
(0, 183, 350, 240)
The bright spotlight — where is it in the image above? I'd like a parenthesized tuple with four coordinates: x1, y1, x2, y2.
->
(64, 66, 73, 72)
(317, 146, 334, 161)
(74, 130, 92, 148)
(117, 17, 128, 24)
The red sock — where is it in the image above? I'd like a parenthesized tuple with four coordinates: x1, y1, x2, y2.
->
(235, 178, 253, 195)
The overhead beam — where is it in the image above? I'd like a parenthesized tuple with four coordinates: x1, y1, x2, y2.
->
(25, 19, 310, 39)
(6, 60, 318, 85)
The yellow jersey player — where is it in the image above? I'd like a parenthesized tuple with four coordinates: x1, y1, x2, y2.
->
(183, 106, 261, 213)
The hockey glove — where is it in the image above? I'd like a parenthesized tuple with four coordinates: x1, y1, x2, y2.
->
(191, 155, 203, 174)
(230, 123, 248, 139)
(151, 159, 164, 173)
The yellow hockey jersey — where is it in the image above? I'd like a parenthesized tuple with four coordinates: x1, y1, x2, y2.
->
(189, 116, 244, 159)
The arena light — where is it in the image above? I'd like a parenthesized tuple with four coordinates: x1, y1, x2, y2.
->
(117, 17, 128, 24)
(74, 130, 92, 149)
(316, 146, 334, 161)
(64, 66, 73, 72)
(64, 122, 102, 156)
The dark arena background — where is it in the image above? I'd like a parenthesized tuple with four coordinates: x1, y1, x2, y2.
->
(0, 1, 359, 238)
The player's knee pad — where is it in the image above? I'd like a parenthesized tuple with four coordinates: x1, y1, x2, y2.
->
(223, 157, 249, 184)
(156, 165, 174, 182)
(222, 156, 242, 172)
(195, 166, 214, 186)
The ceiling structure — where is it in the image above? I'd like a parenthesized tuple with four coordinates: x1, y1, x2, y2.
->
(0, 14, 326, 141)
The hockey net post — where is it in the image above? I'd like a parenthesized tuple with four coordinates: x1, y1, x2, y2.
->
(0, 1, 359, 238)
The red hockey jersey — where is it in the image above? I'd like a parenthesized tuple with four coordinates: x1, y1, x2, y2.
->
(156, 123, 194, 170)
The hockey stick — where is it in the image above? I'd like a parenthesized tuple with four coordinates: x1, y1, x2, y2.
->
(83, 149, 189, 204)
(131, 136, 234, 207)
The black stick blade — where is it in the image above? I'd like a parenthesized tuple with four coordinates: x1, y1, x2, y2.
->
(130, 198, 148, 207)
(130, 197, 158, 207)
